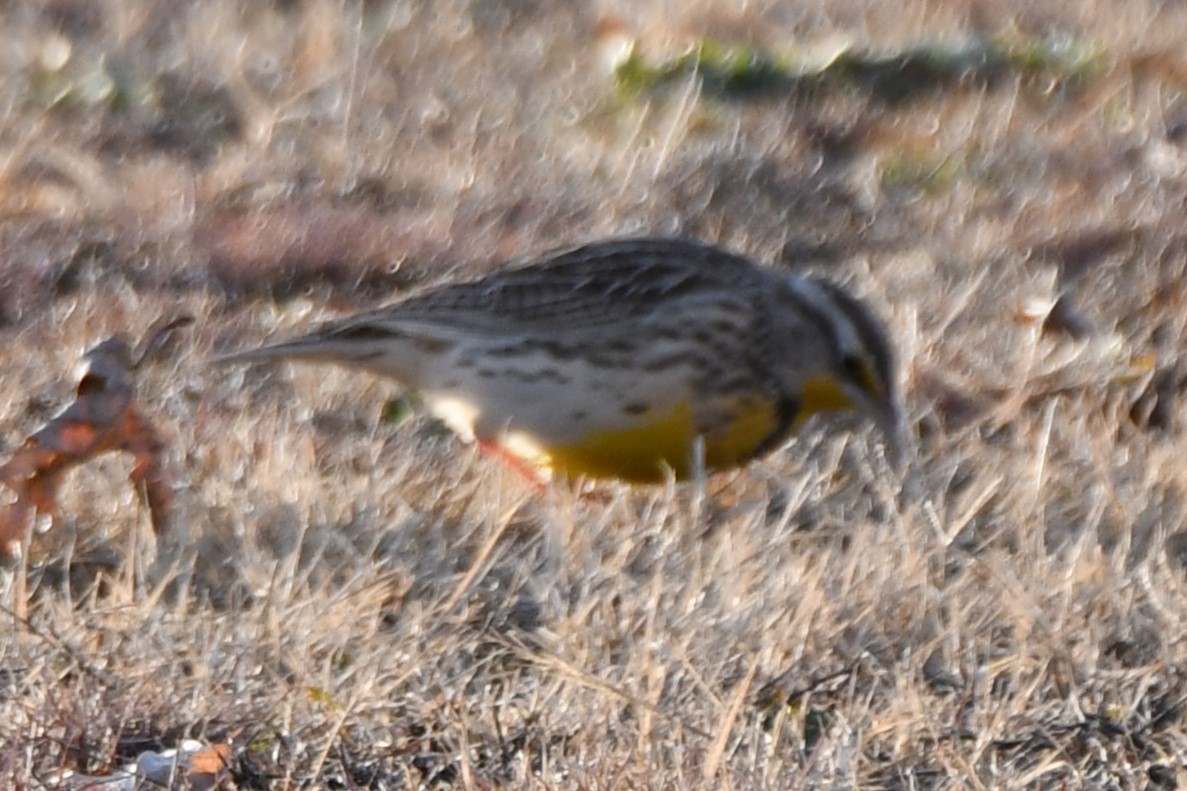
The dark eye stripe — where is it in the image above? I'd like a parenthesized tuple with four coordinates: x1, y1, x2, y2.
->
(842, 353, 882, 396)
(817, 281, 894, 397)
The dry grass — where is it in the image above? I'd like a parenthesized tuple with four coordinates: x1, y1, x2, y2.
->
(3, 0, 1187, 788)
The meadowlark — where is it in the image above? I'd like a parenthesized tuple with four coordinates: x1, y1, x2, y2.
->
(219, 236, 906, 483)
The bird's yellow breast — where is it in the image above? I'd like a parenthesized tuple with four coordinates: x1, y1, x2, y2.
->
(798, 374, 854, 418)
(431, 372, 857, 484)
(545, 396, 781, 483)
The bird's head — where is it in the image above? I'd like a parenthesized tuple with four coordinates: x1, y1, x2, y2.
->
(781, 277, 908, 468)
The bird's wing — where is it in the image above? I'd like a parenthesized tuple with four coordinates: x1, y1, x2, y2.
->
(325, 237, 772, 343)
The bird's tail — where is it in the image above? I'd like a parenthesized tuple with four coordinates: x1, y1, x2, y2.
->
(214, 327, 430, 385)
(212, 337, 343, 366)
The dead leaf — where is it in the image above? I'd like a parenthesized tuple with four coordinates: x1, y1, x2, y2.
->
(0, 316, 191, 554)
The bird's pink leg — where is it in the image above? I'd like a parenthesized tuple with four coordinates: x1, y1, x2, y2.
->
(475, 437, 549, 492)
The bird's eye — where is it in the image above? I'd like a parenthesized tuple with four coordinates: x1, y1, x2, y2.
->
(841, 353, 878, 394)
(841, 353, 863, 378)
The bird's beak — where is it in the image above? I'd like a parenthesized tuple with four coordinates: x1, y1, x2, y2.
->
(836, 380, 910, 471)
(873, 395, 910, 471)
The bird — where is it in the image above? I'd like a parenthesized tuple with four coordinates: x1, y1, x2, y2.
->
(218, 236, 907, 484)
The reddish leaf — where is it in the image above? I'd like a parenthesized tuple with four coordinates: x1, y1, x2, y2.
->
(0, 317, 190, 554)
